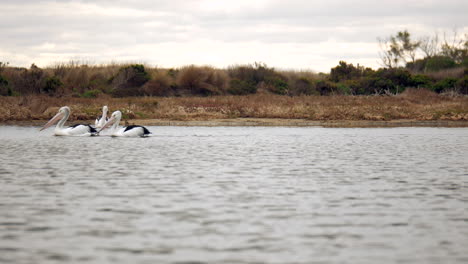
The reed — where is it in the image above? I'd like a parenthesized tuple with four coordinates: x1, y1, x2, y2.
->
(1, 89, 467, 122)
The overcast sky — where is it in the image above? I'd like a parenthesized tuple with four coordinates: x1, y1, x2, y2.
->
(0, 0, 467, 72)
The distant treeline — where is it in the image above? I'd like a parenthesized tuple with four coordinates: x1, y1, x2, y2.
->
(0, 31, 466, 97)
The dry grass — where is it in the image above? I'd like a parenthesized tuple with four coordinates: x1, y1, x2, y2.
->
(1, 89, 467, 122)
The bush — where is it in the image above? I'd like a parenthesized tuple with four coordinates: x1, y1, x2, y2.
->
(141, 72, 174, 96)
(289, 77, 317, 95)
(177, 65, 228, 96)
(13, 64, 46, 94)
(411, 74, 434, 88)
(81, 89, 101, 98)
(112, 64, 150, 88)
(406, 58, 427, 72)
(330, 61, 373, 82)
(432, 77, 458, 93)
(342, 79, 362, 95)
(315, 80, 337, 95)
(228, 79, 257, 95)
(0, 75, 9, 96)
(110, 64, 150, 97)
(43, 76, 62, 95)
(88, 73, 110, 93)
(266, 76, 289, 95)
(336, 83, 352, 95)
(425, 56, 456, 72)
(455, 76, 468, 94)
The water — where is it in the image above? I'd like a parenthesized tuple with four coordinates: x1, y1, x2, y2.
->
(0, 126, 467, 264)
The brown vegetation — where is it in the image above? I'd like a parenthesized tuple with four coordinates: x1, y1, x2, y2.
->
(1, 89, 467, 123)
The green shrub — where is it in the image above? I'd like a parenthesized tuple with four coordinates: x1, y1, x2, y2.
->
(432, 77, 458, 93)
(456, 76, 468, 94)
(227, 63, 285, 92)
(406, 58, 427, 72)
(342, 79, 363, 95)
(314, 80, 337, 95)
(110, 64, 150, 89)
(14, 64, 46, 94)
(336, 83, 352, 95)
(110, 64, 150, 97)
(0, 75, 10, 96)
(81, 89, 101, 98)
(266, 76, 289, 95)
(228, 79, 257, 95)
(330, 61, 373, 82)
(43, 76, 62, 95)
(88, 73, 110, 92)
(411, 74, 434, 88)
(290, 77, 317, 95)
(425, 56, 456, 72)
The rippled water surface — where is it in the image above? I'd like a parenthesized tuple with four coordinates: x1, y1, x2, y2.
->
(1, 126, 468, 264)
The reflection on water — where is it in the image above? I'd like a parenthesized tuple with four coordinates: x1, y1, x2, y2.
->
(0, 126, 468, 264)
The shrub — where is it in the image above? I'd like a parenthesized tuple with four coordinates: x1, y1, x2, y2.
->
(111, 64, 150, 88)
(43, 76, 62, 95)
(266, 76, 289, 95)
(411, 74, 434, 88)
(141, 71, 174, 96)
(228, 79, 257, 95)
(289, 77, 317, 95)
(88, 73, 110, 93)
(110, 64, 150, 97)
(14, 64, 46, 94)
(314, 80, 337, 95)
(432, 77, 458, 93)
(370, 68, 412, 94)
(81, 89, 101, 98)
(455, 76, 468, 94)
(329, 61, 373, 82)
(425, 56, 456, 72)
(177, 65, 228, 96)
(0, 75, 13, 96)
(406, 58, 427, 72)
(342, 79, 363, 95)
(336, 83, 352, 95)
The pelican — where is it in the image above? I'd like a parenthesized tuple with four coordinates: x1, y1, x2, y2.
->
(40, 106, 97, 136)
(95, 105, 109, 128)
(98, 110, 151, 137)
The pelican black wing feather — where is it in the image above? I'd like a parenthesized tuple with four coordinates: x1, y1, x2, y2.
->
(69, 124, 97, 133)
(88, 125, 97, 133)
(124, 125, 151, 135)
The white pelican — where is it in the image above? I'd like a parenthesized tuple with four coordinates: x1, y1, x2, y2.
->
(40, 106, 97, 136)
(98, 110, 151, 137)
(95, 105, 109, 128)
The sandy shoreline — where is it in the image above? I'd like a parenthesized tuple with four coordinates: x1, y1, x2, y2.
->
(2, 118, 468, 128)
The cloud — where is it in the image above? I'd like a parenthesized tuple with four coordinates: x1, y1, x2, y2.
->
(0, 0, 466, 71)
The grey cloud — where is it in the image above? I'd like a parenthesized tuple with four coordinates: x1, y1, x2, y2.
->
(0, 0, 466, 70)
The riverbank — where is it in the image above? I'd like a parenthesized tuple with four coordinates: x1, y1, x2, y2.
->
(1, 89, 467, 127)
(3, 118, 468, 128)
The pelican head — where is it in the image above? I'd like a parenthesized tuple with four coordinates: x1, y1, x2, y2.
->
(40, 106, 70, 131)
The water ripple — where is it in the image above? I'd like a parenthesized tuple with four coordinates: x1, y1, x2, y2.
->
(0, 126, 467, 264)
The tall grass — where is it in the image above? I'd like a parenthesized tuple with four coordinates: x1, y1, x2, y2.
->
(1, 89, 467, 122)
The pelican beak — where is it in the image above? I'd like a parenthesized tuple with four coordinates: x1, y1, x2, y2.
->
(97, 116, 115, 133)
(40, 112, 64, 131)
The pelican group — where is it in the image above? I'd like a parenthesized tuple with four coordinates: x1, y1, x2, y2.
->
(40, 106, 151, 137)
